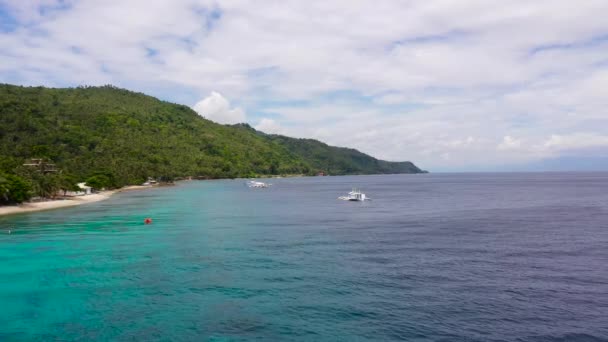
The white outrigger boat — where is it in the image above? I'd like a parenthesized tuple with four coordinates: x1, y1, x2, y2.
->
(338, 188, 370, 201)
(247, 180, 271, 188)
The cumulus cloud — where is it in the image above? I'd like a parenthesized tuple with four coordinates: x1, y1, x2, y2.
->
(498, 136, 523, 151)
(254, 118, 283, 134)
(192, 91, 246, 124)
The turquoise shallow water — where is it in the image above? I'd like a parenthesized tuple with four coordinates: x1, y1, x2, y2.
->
(1, 174, 607, 341)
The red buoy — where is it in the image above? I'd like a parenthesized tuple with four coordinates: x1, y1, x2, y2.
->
(144, 218, 152, 224)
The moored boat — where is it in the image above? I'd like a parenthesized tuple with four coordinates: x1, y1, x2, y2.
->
(247, 180, 270, 188)
(338, 188, 370, 201)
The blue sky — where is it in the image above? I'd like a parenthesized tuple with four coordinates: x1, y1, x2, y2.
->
(1, 0, 608, 171)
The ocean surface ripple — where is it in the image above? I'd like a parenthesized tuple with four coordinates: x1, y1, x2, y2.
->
(1, 173, 607, 341)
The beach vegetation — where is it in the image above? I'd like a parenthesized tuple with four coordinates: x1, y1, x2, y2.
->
(85, 174, 112, 191)
(0, 173, 32, 204)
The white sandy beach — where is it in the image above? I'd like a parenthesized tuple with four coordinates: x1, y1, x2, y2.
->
(0, 185, 156, 217)
(119, 185, 155, 191)
(0, 192, 115, 217)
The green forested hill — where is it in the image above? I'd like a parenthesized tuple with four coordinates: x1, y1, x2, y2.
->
(266, 135, 423, 175)
(0, 84, 424, 189)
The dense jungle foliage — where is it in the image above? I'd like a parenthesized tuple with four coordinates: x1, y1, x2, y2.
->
(0, 84, 424, 202)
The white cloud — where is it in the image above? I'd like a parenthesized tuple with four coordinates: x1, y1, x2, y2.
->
(446, 136, 476, 148)
(498, 136, 523, 151)
(192, 91, 246, 124)
(542, 133, 608, 152)
(1, 1, 608, 170)
(373, 93, 409, 105)
(254, 118, 284, 134)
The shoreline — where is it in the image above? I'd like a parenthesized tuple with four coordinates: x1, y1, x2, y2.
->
(0, 185, 156, 217)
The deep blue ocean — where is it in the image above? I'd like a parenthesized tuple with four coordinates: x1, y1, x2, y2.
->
(1, 173, 607, 341)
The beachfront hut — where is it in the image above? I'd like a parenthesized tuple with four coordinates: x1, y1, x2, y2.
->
(77, 182, 92, 195)
(142, 177, 158, 186)
(63, 182, 92, 196)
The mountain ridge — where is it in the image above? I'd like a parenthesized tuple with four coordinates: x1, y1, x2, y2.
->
(0, 83, 426, 187)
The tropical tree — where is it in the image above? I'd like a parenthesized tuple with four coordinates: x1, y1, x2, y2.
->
(32, 173, 61, 199)
(57, 173, 80, 196)
(85, 174, 111, 190)
(8, 175, 32, 203)
(0, 173, 32, 204)
(0, 174, 9, 203)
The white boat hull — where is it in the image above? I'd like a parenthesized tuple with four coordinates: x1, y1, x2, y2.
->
(338, 189, 370, 201)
